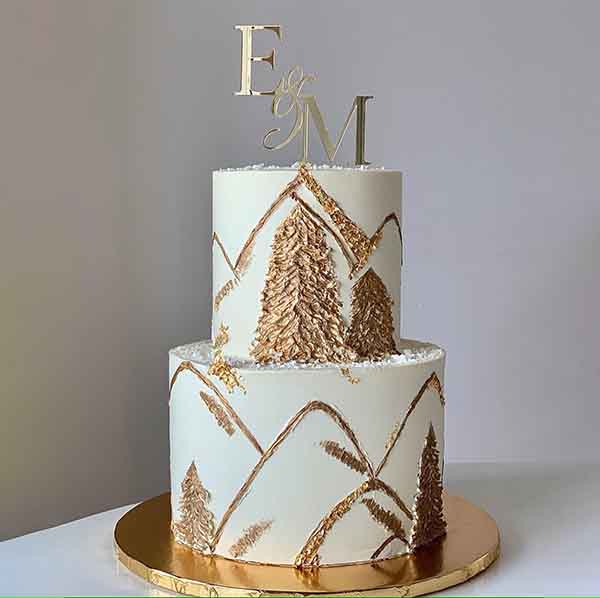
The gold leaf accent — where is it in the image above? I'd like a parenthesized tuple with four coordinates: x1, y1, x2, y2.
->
(408, 423, 447, 550)
(347, 268, 397, 360)
(209, 324, 245, 393)
(213, 323, 230, 352)
(380, 372, 444, 475)
(294, 478, 412, 569)
(299, 165, 372, 271)
(169, 361, 263, 455)
(361, 497, 407, 542)
(250, 202, 355, 364)
(339, 367, 360, 384)
(228, 520, 273, 559)
(319, 440, 367, 474)
(214, 279, 236, 311)
(208, 353, 246, 394)
(172, 461, 216, 553)
(199, 391, 235, 436)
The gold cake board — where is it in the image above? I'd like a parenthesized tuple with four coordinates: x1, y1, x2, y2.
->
(114, 493, 499, 596)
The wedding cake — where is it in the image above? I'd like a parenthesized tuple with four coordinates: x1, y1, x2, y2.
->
(168, 163, 446, 567)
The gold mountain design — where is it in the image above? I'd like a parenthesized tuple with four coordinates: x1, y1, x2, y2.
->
(347, 268, 398, 359)
(251, 202, 355, 364)
(212, 173, 304, 282)
(293, 370, 444, 567)
(298, 164, 403, 275)
(169, 361, 263, 455)
(211, 165, 403, 297)
(210, 399, 375, 551)
(169, 367, 443, 562)
(212, 232, 240, 282)
(379, 372, 444, 476)
(371, 213, 404, 266)
(294, 478, 412, 568)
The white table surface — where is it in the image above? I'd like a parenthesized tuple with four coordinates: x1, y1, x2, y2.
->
(1, 462, 598, 596)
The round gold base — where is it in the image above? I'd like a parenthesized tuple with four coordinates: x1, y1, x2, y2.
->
(114, 493, 499, 596)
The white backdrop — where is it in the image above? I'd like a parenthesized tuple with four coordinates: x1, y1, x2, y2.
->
(2, 0, 599, 540)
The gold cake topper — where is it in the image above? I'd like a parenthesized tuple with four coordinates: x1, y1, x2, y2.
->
(235, 25, 373, 165)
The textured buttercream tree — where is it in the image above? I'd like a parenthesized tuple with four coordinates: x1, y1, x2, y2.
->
(408, 423, 447, 550)
(251, 203, 353, 363)
(347, 268, 397, 359)
(172, 461, 216, 553)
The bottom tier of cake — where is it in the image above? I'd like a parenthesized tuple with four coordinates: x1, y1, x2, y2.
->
(168, 339, 446, 567)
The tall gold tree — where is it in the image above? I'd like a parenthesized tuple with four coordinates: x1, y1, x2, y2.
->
(408, 423, 447, 550)
(347, 268, 397, 359)
(172, 461, 216, 553)
(251, 204, 354, 363)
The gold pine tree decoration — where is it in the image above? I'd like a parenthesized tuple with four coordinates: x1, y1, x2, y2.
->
(347, 268, 397, 359)
(251, 204, 354, 363)
(408, 423, 447, 550)
(172, 461, 216, 553)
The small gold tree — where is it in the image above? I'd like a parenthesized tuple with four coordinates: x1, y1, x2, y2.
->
(172, 461, 216, 553)
(408, 423, 447, 550)
(347, 268, 397, 359)
(251, 204, 353, 363)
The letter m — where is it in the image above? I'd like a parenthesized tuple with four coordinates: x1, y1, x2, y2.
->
(302, 95, 373, 165)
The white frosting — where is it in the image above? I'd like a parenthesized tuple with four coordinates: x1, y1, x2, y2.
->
(169, 338, 445, 566)
(216, 162, 391, 172)
(212, 168, 403, 360)
(168, 164, 447, 567)
(171, 339, 444, 370)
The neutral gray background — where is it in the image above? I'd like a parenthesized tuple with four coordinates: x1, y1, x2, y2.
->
(2, 0, 599, 541)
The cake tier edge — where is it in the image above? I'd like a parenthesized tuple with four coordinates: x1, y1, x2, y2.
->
(212, 165, 403, 362)
(169, 339, 446, 567)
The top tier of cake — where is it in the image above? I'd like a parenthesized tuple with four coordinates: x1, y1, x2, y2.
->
(212, 164, 403, 362)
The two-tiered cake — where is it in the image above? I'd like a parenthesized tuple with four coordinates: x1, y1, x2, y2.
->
(168, 163, 446, 567)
